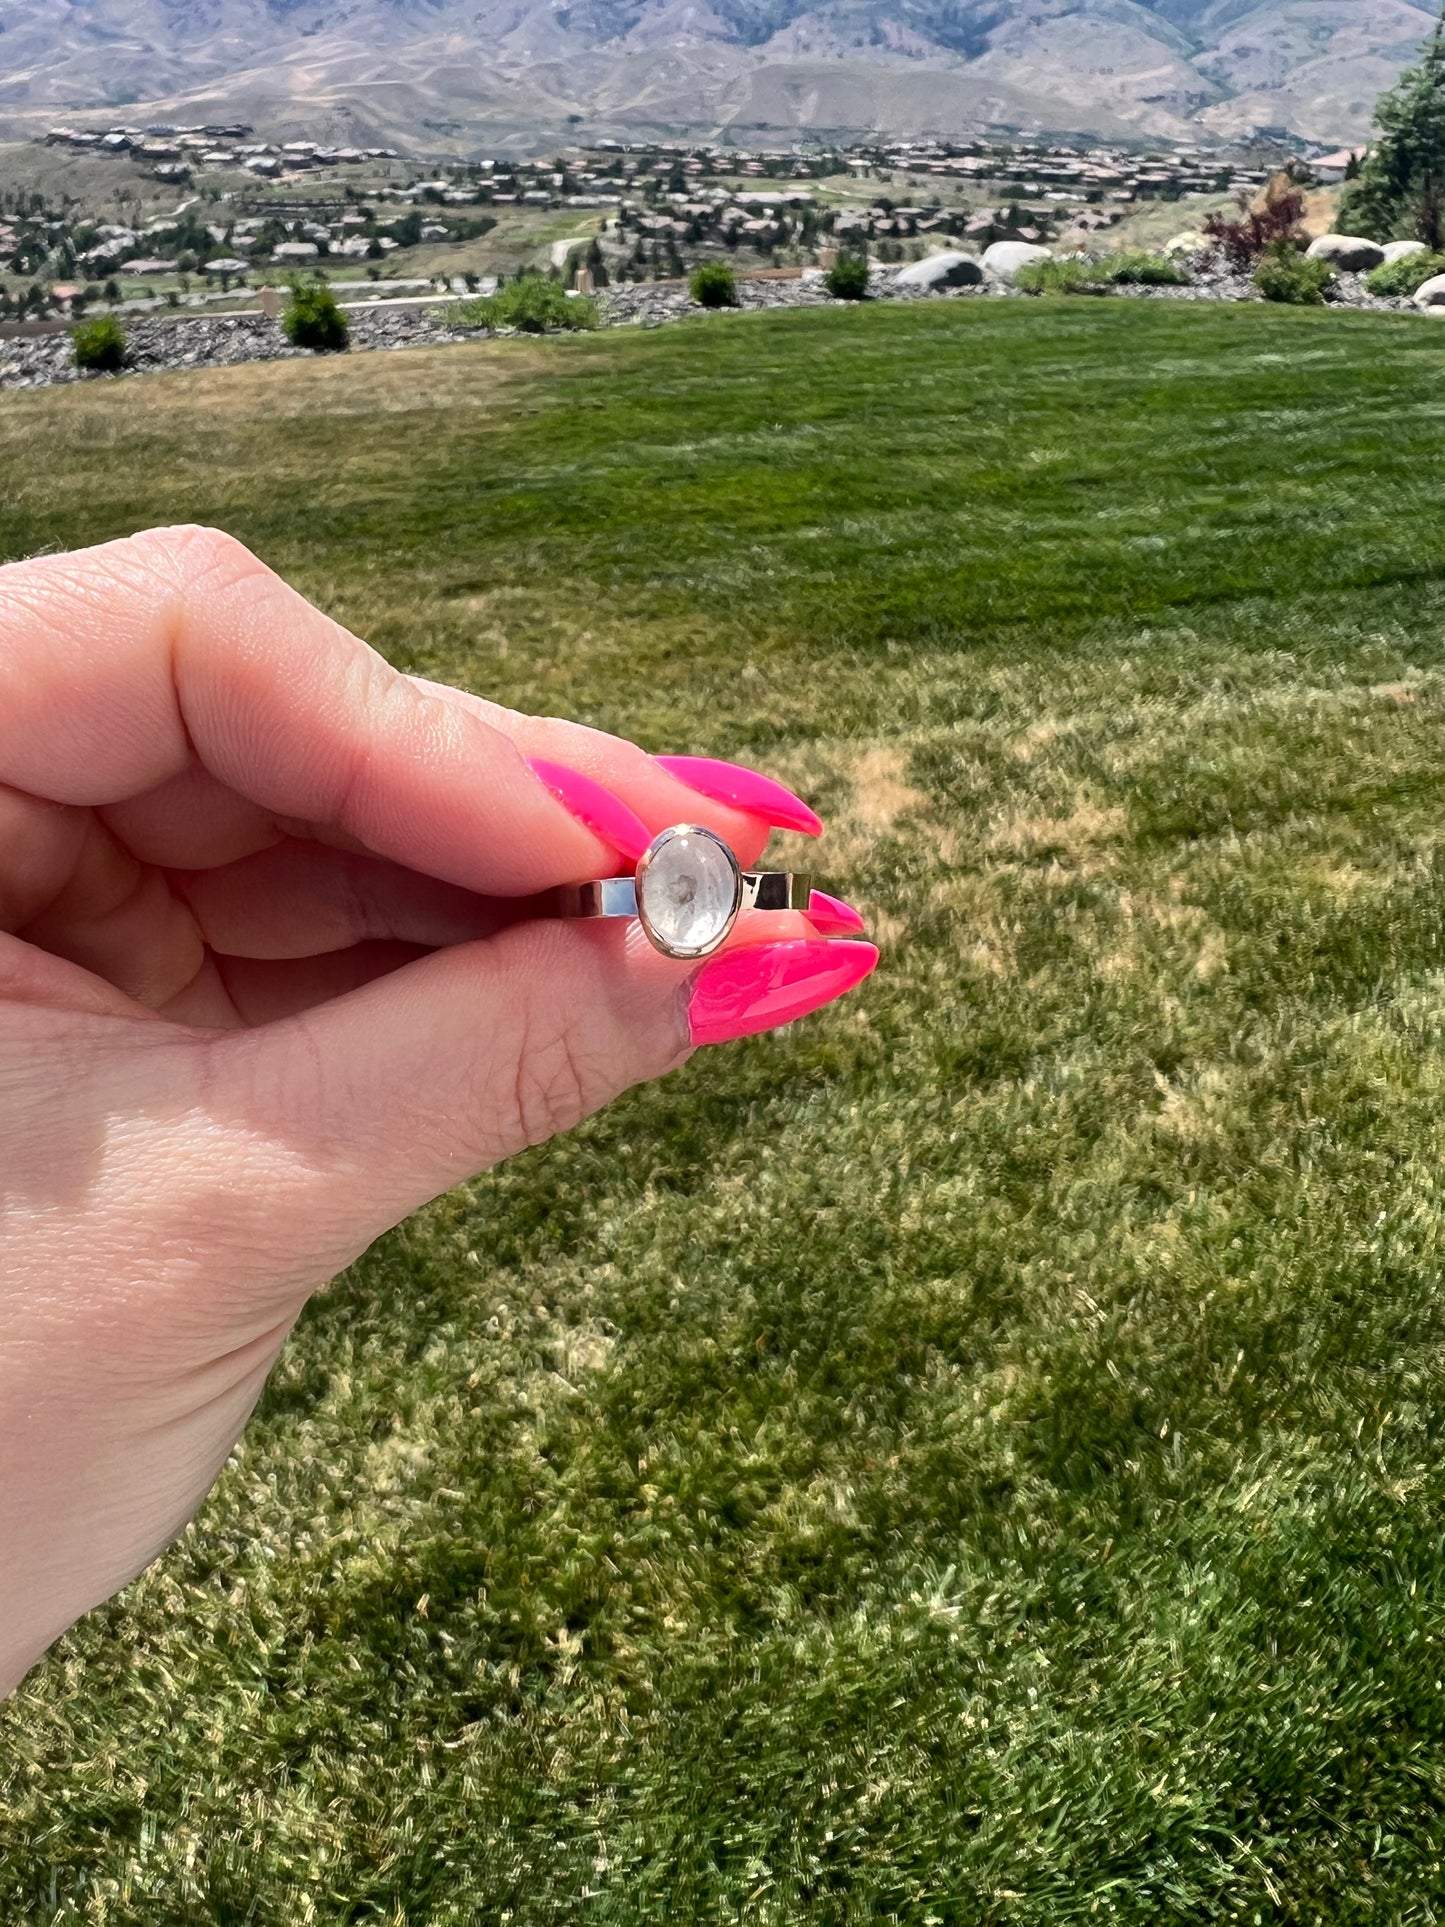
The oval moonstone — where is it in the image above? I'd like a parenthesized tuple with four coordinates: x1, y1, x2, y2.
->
(637, 827, 739, 957)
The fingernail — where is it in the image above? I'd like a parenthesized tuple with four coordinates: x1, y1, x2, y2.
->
(655, 755, 823, 837)
(527, 758, 652, 865)
(806, 889, 867, 937)
(688, 939, 879, 1047)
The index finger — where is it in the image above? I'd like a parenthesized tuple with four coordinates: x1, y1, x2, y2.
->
(0, 528, 762, 897)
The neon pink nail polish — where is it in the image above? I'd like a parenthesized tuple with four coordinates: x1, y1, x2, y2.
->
(655, 755, 823, 837)
(806, 889, 867, 937)
(527, 758, 653, 865)
(688, 939, 878, 1047)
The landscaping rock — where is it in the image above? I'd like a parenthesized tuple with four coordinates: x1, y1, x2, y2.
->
(894, 250, 984, 289)
(599, 276, 835, 329)
(1163, 231, 1208, 256)
(0, 306, 466, 392)
(982, 241, 1054, 280)
(1306, 234, 1387, 271)
(1383, 239, 1429, 263)
(4, 249, 1443, 399)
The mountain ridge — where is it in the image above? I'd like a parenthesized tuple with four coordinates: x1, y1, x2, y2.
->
(0, 0, 1438, 149)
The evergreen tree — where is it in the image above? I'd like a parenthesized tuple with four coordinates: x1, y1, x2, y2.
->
(1339, 6, 1445, 240)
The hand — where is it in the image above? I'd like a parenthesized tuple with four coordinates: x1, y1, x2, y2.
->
(0, 527, 875, 1696)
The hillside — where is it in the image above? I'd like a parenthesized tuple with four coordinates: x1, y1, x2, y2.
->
(7, 295, 1445, 1920)
(0, 0, 1438, 148)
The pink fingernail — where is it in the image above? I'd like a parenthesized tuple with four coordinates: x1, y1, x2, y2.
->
(527, 758, 652, 865)
(806, 889, 867, 937)
(655, 755, 823, 837)
(688, 939, 879, 1047)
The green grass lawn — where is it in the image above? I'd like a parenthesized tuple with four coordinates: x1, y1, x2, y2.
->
(8, 298, 1445, 1923)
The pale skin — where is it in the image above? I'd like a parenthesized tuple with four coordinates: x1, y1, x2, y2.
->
(0, 525, 824, 1699)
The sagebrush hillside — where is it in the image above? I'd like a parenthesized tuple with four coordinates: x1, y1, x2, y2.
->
(0, 0, 1437, 146)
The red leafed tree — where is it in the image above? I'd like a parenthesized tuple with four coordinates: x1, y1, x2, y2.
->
(1203, 173, 1308, 268)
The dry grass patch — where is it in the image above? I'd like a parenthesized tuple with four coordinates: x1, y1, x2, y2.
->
(847, 744, 927, 832)
(985, 798, 1127, 864)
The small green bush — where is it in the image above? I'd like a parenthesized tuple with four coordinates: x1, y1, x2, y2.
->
(1016, 252, 1189, 297)
(1106, 251, 1189, 286)
(451, 277, 598, 334)
(825, 253, 871, 300)
(1254, 245, 1334, 306)
(71, 313, 127, 372)
(282, 282, 349, 352)
(1365, 250, 1445, 297)
(1015, 256, 1107, 295)
(690, 263, 738, 308)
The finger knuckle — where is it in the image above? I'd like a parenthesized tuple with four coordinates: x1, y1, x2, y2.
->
(504, 1020, 604, 1152)
(133, 525, 270, 601)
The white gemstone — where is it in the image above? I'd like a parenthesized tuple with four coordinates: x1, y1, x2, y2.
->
(637, 828, 738, 957)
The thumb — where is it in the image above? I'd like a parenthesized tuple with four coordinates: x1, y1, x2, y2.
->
(212, 912, 872, 1285)
(217, 916, 696, 1262)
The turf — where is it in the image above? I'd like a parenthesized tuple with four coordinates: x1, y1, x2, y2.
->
(6, 299, 1445, 1923)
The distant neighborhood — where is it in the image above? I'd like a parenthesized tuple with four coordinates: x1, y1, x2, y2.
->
(42, 123, 394, 178)
(0, 122, 1352, 326)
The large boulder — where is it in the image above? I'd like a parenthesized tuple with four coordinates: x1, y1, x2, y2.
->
(1383, 239, 1429, 264)
(1306, 233, 1386, 272)
(982, 240, 1053, 280)
(1163, 230, 1208, 256)
(894, 250, 984, 289)
(1413, 273, 1445, 308)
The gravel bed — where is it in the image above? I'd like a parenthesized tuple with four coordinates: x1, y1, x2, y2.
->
(0, 306, 468, 392)
(593, 265, 993, 327)
(0, 262, 1427, 394)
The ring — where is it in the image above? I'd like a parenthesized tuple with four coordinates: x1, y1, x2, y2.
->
(555, 823, 810, 961)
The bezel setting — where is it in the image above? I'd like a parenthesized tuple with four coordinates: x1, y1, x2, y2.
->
(633, 823, 744, 961)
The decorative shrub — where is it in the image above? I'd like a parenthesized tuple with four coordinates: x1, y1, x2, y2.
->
(1205, 173, 1308, 268)
(451, 277, 598, 333)
(690, 263, 738, 308)
(71, 314, 127, 372)
(1013, 254, 1186, 298)
(825, 253, 870, 300)
(1107, 252, 1189, 286)
(1015, 256, 1107, 295)
(282, 283, 349, 352)
(1365, 251, 1445, 297)
(1254, 245, 1334, 305)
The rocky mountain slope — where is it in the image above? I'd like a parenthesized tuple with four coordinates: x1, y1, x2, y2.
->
(0, 1, 1437, 148)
